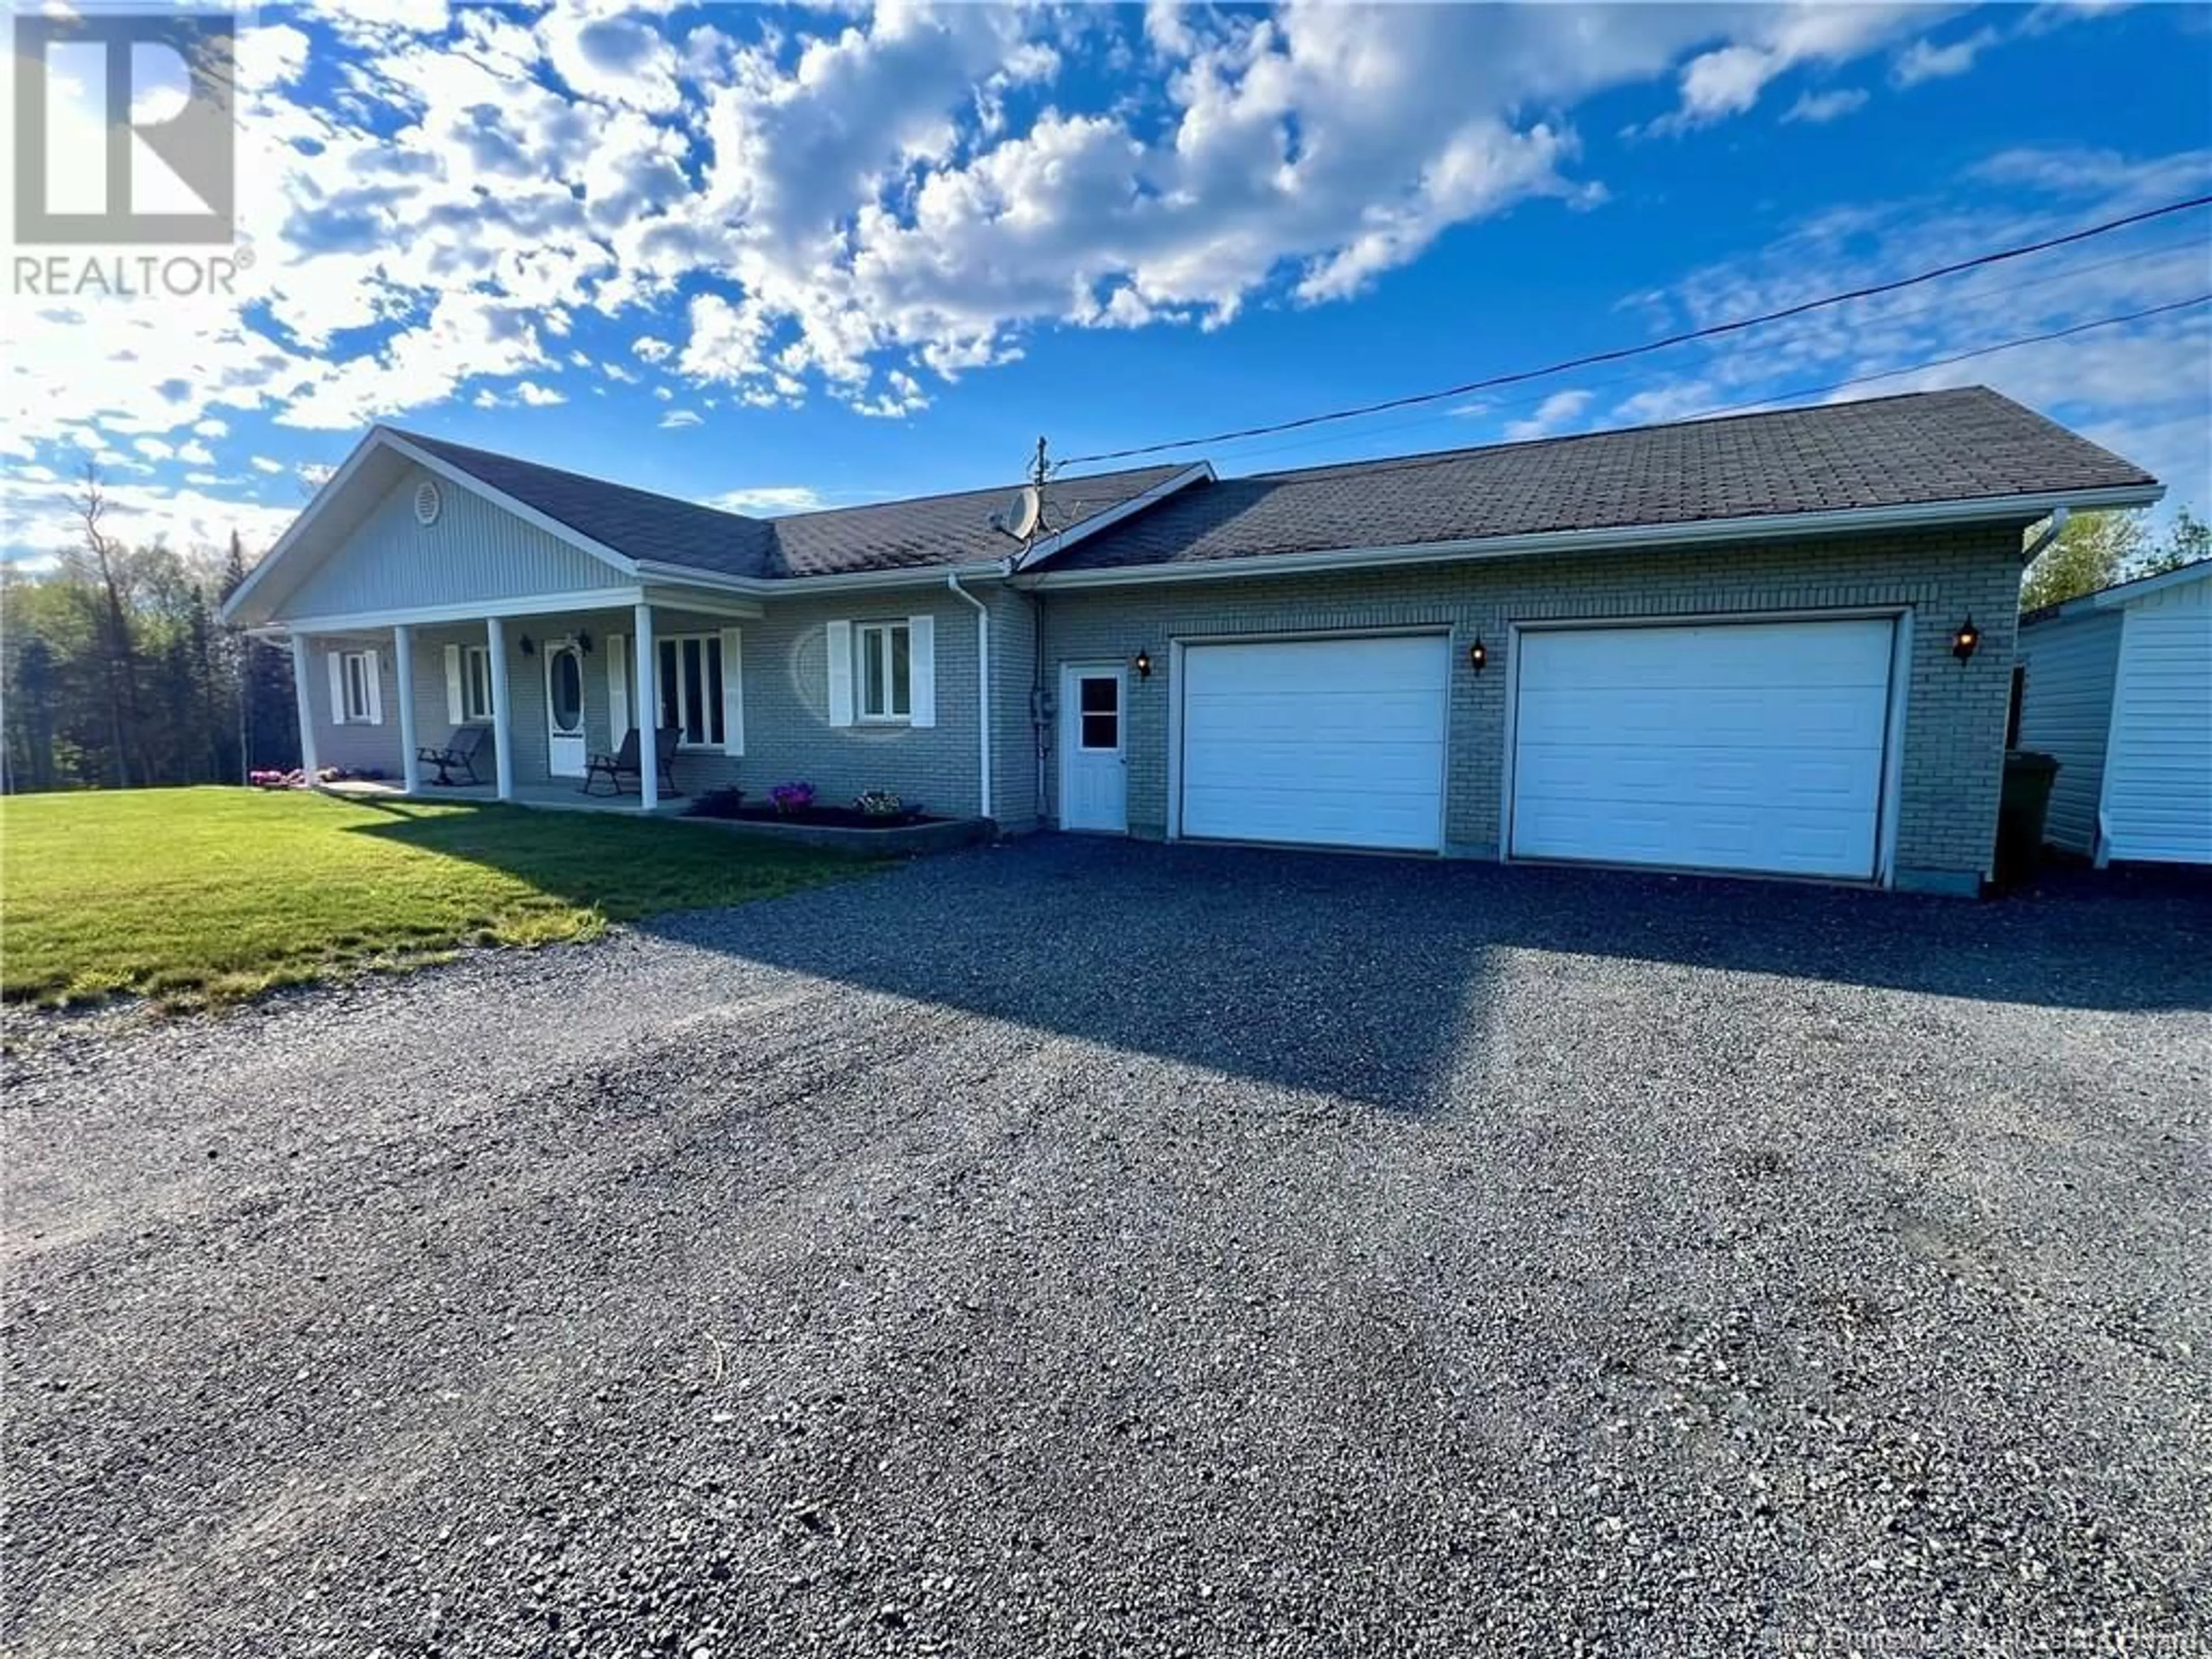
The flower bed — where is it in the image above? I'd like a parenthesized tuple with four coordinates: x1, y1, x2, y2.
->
(681, 787, 986, 854)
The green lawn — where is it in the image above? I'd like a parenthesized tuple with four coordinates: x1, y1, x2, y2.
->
(0, 787, 872, 1009)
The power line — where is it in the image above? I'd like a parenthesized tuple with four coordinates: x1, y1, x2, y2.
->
(1191, 233, 2209, 471)
(1058, 193, 2212, 467)
(1060, 291, 2209, 498)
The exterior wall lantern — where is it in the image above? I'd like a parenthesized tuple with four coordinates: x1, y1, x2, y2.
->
(1951, 616, 1980, 663)
(575, 630, 594, 655)
(1467, 637, 1488, 675)
(1134, 649, 1152, 680)
(518, 633, 537, 657)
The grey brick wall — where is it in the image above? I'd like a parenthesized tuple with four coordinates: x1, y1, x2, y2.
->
(1033, 524, 2024, 889)
(303, 638, 404, 776)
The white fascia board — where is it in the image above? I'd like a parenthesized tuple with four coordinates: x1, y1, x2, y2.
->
(1014, 462, 1217, 573)
(1020, 484, 2169, 590)
(271, 586, 646, 634)
(378, 430, 641, 579)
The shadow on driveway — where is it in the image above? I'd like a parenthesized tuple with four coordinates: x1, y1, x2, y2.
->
(349, 816, 2212, 1111)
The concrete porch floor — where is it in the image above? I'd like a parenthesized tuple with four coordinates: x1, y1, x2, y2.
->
(317, 778, 690, 816)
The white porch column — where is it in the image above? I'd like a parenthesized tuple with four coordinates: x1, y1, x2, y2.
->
(633, 601, 658, 812)
(392, 624, 419, 794)
(289, 632, 319, 777)
(486, 616, 516, 802)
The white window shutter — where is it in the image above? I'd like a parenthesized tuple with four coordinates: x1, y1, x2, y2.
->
(607, 634, 629, 738)
(825, 620, 854, 728)
(907, 614, 935, 728)
(364, 649, 384, 725)
(327, 649, 345, 723)
(444, 645, 465, 724)
(720, 627, 745, 756)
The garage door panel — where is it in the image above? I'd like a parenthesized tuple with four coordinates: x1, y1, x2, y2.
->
(1180, 637, 1449, 852)
(1518, 621, 1895, 691)
(1513, 750, 1882, 812)
(1186, 689, 1446, 743)
(1511, 619, 1893, 880)
(1514, 687, 1888, 747)
(1184, 738, 1440, 792)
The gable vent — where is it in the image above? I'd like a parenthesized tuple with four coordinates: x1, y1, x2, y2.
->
(414, 479, 442, 526)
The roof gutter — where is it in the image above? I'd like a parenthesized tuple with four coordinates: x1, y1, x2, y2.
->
(1016, 483, 2166, 591)
(944, 570, 993, 823)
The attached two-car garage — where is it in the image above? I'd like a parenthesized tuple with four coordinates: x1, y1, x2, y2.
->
(1171, 617, 1899, 881)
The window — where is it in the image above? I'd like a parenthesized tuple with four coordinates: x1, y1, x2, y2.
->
(656, 634, 725, 748)
(1077, 673, 1119, 751)
(462, 645, 494, 721)
(858, 622, 912, 721)
(338, 650, 376, 723)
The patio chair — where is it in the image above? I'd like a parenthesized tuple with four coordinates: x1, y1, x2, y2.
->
(417, 723, 492, 786)
(581, 726, 683, 798)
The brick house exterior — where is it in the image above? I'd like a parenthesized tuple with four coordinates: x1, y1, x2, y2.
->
(228, 391, 2161, 896)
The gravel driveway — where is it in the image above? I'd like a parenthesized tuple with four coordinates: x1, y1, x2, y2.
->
(5, 838, 2207, 1657)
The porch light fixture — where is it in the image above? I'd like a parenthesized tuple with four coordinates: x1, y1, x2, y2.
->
(1951, 616, 1980, 663)
(1468, 637, 1488, 674)
(519, 634, 536, 657)
(1134, 649, 1152, 680)
(576, 630, 593, 655)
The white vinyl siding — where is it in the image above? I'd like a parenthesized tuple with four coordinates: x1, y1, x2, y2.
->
(1179, 635, 1449, 851)
(2013, 609, 2124, 855)
(2100, 592, 2212, 864)
(1511, 618, 1895, 880)
(656, 633, 728, 750)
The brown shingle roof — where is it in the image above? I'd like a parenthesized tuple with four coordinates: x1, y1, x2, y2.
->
(1044, 388, 2160, 573)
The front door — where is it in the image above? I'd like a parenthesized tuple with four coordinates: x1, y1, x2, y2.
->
(1059, 664, 1127, 833)
(546, 642, 586, 778)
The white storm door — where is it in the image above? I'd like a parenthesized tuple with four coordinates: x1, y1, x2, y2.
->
(1060, 665, 1128, 833)
(546, 642, 587, 778)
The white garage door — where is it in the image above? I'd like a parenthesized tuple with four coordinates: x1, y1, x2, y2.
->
(1511, 618, 1896, 880)
(1181, 635, 1449, 851)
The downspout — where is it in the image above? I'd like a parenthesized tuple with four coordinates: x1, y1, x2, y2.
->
(2021, 506, 2070, 565)
(945, 570, 993, 823)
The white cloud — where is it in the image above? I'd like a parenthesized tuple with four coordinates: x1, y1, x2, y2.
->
(1657, 5, 1941, 132)
(659, 410, 703, 429)
(1597, 151, 2212, 514)
(1893, 28, 2001, 87)
(705, 485, 834, 515)
(1785, 88, 1870, 124)
(1504, 389, 1594, 442)
(251, 456, 286, 474)
(0, 0, 2154, 551)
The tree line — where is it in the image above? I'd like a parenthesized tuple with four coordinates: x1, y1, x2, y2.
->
(3, 475, 298, 793)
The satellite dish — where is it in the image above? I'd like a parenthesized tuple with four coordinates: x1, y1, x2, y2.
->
(994, 484, 1042, 541)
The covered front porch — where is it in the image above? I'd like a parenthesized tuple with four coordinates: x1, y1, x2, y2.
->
(285, 590, 754, 816)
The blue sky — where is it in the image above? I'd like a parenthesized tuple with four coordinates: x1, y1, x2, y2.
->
(4, 2, 2209, 561)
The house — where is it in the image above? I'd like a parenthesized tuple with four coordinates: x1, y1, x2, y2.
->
(2013, 558, 2212, 866)
(220, 386, 2161, 895)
